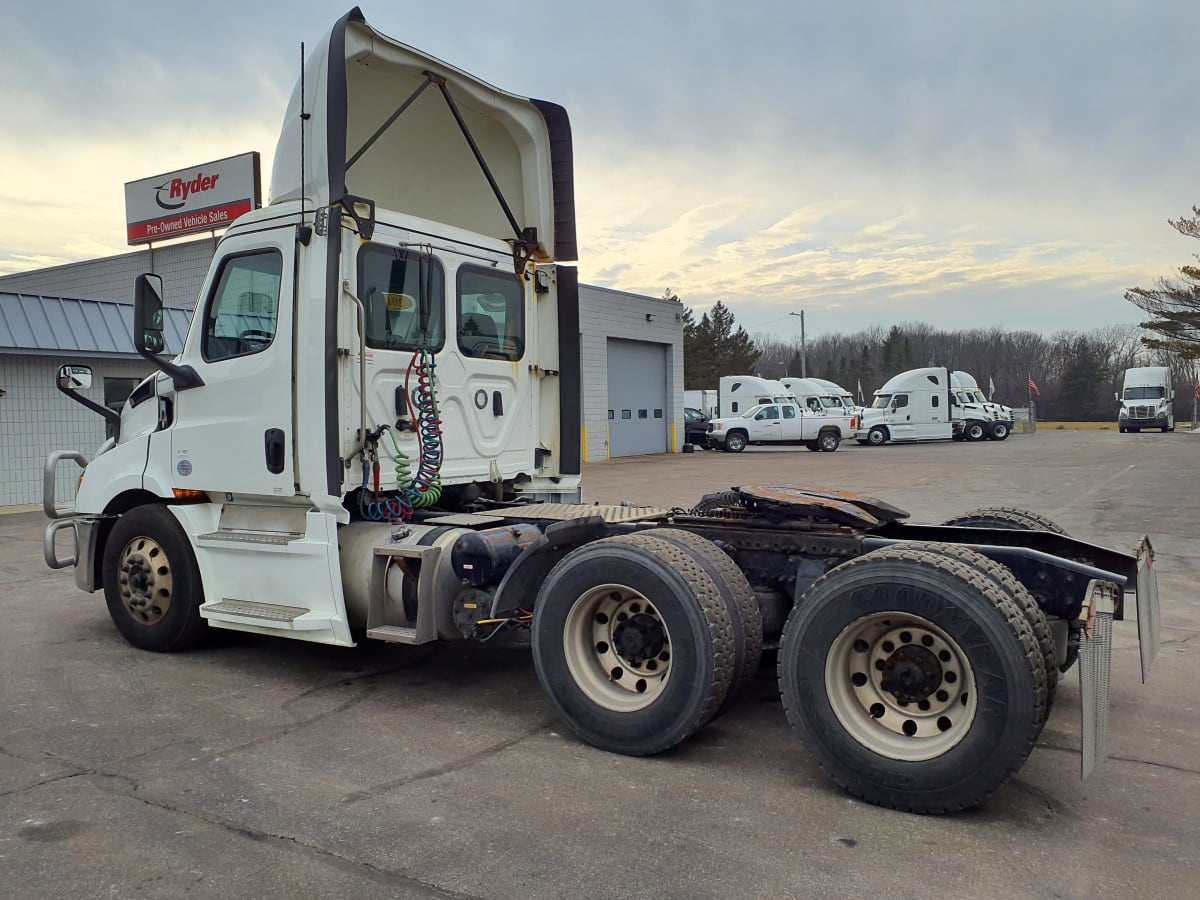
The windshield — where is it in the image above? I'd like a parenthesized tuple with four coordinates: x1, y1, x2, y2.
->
(973, 391, 987, 403)
(841, 396, 855, 409)
(871, 394, 892, 410)
(820, 396, 840, 409)
(1124, 386, 1165, 400)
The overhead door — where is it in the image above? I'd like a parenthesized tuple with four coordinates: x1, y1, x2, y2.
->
(607, 338, 668, 457)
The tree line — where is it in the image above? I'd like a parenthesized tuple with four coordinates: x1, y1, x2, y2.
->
(676, 205, 1200, 422)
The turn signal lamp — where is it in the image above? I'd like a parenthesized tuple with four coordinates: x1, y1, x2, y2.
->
(173, 488, 208, 501)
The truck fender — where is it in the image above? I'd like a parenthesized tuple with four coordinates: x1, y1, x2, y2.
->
(488, 515, 609, 619)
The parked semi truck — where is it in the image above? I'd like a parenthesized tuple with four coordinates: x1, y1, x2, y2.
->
(1117, 366, 1175, 433)
(778, 376, 857, 440)
(950, 371, 1013, 441)
(44, 8, 1159, 814)
(716, 375, 794, 417)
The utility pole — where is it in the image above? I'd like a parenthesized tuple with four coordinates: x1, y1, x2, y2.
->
(790, 311, 806, 377)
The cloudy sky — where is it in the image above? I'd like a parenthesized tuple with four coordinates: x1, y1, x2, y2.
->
(1, 1, 1195, 341)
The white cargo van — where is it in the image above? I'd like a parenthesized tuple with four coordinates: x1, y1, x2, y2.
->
(684, 388, 718, 418)
(856, 367, 953, 445)
(1117, 367, 1174, 432)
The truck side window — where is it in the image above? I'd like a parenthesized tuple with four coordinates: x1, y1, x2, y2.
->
(202, 250, 283, 362)
(358, 245, 446, 352)
(894, 395, 909, 409)
(932, 395, 940, 408)
(457, 265, 525, 360)
(756, 406, 780, 420)
(783, 405, 797, 419)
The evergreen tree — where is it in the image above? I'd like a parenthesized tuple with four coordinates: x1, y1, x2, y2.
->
(1125, 206, 1200, 360)
(680, 300, 758, 387)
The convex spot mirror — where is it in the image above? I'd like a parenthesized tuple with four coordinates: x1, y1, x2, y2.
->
(134, 273, 166, 354)
(57, 365, 92, 391)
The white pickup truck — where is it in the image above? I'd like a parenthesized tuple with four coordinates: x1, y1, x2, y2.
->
(706, 401, 850, 452)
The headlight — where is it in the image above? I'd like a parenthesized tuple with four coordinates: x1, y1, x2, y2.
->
(1118, 409, 1128, 418)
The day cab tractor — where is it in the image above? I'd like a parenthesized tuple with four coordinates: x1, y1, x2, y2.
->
(43, 7, 1159, 814)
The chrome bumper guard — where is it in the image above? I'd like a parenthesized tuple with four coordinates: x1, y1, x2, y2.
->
(42, 450, 100, 590)
(1078, 535, 1160, 779)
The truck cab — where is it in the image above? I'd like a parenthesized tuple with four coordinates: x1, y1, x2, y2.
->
(856, 367, 953, 445)
(1118, 366, 1175, 433)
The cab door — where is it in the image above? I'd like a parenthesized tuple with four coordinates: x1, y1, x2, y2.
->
(750, 405, 782, 441)
(888, 393, 913, 441)
(165, 231, 296, 496)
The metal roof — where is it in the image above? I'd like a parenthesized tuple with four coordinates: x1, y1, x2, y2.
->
(0, 292, 191, 357)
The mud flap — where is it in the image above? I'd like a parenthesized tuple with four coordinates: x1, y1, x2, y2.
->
(1135, 535, 1160, 684)
(1079, 579, 1117, 779)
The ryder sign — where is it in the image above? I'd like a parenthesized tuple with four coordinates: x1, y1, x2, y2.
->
(124, 152, 261, 245)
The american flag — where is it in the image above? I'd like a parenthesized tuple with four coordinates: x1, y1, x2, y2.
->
(1028, 378, 1040, 396)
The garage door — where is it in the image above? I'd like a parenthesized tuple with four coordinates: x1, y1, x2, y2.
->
(607, 338, 668, 457)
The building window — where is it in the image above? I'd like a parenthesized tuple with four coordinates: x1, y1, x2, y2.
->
(653, 409, 663, 418)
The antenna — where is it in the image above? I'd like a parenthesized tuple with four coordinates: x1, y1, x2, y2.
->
(298, 41, 312, 245)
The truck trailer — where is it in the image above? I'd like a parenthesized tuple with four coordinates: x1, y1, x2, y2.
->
(44, 8, 1159, 814)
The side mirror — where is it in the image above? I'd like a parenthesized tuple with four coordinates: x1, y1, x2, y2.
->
(131, 273, 204, 390)
(1114, 392, 1119, 403)
(57, 364, 92, 391)
(135, 274, 166, 354)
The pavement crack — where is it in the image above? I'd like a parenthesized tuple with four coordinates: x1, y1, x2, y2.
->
(76, 775, 483, 898)
(1039, 742, 1200, 777)
(342, 719, 555, 804)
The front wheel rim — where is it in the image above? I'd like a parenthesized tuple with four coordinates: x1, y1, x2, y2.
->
(562, 584, 673, 712)
(116, 535, 174, 625)
(825, 611, 978, 761)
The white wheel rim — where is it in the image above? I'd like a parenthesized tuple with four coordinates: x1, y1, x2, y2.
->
(562, 584, 672, 712)
(825, 611, 977, 761)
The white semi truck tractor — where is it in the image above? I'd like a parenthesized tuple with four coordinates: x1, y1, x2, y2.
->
(1117, 366, 1175, 433)
(43, 8, 1160, 814)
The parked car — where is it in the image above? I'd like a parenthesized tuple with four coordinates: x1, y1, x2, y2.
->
(684, 407, 710, 447)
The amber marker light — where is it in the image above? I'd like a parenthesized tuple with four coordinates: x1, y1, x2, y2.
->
(172, 488, 208, 501)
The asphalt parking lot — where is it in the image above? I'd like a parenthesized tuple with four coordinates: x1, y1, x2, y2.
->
(2, 429, 1198, 898)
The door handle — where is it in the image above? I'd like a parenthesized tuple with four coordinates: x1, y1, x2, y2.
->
(264, 428, 285, 474)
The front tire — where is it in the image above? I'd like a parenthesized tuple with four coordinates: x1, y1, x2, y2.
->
(724, 432, 748, 453)
(867, 426, 888, 446)
(964, 421, 986, 442)
(988, 421, 1010, 441)
(778, 546, 1046, 813)
(531, 535, 736, 756)
(102, 505, 207, 652)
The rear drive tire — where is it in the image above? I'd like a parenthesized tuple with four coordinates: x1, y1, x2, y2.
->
(899, 542, 1058, 719)
(818, 430, 841, 452)
(531, 535, 736, 756)
(102, 505, 207, 652)
(646, 529, 763, 715)
(943, 506, 1067, 535)
(778, 546, 1046, 813)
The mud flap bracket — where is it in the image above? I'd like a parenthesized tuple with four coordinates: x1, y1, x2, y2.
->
(1079, 579, 1117, 779)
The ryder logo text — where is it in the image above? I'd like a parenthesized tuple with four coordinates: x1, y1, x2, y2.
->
(155, 172, 222, 211)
